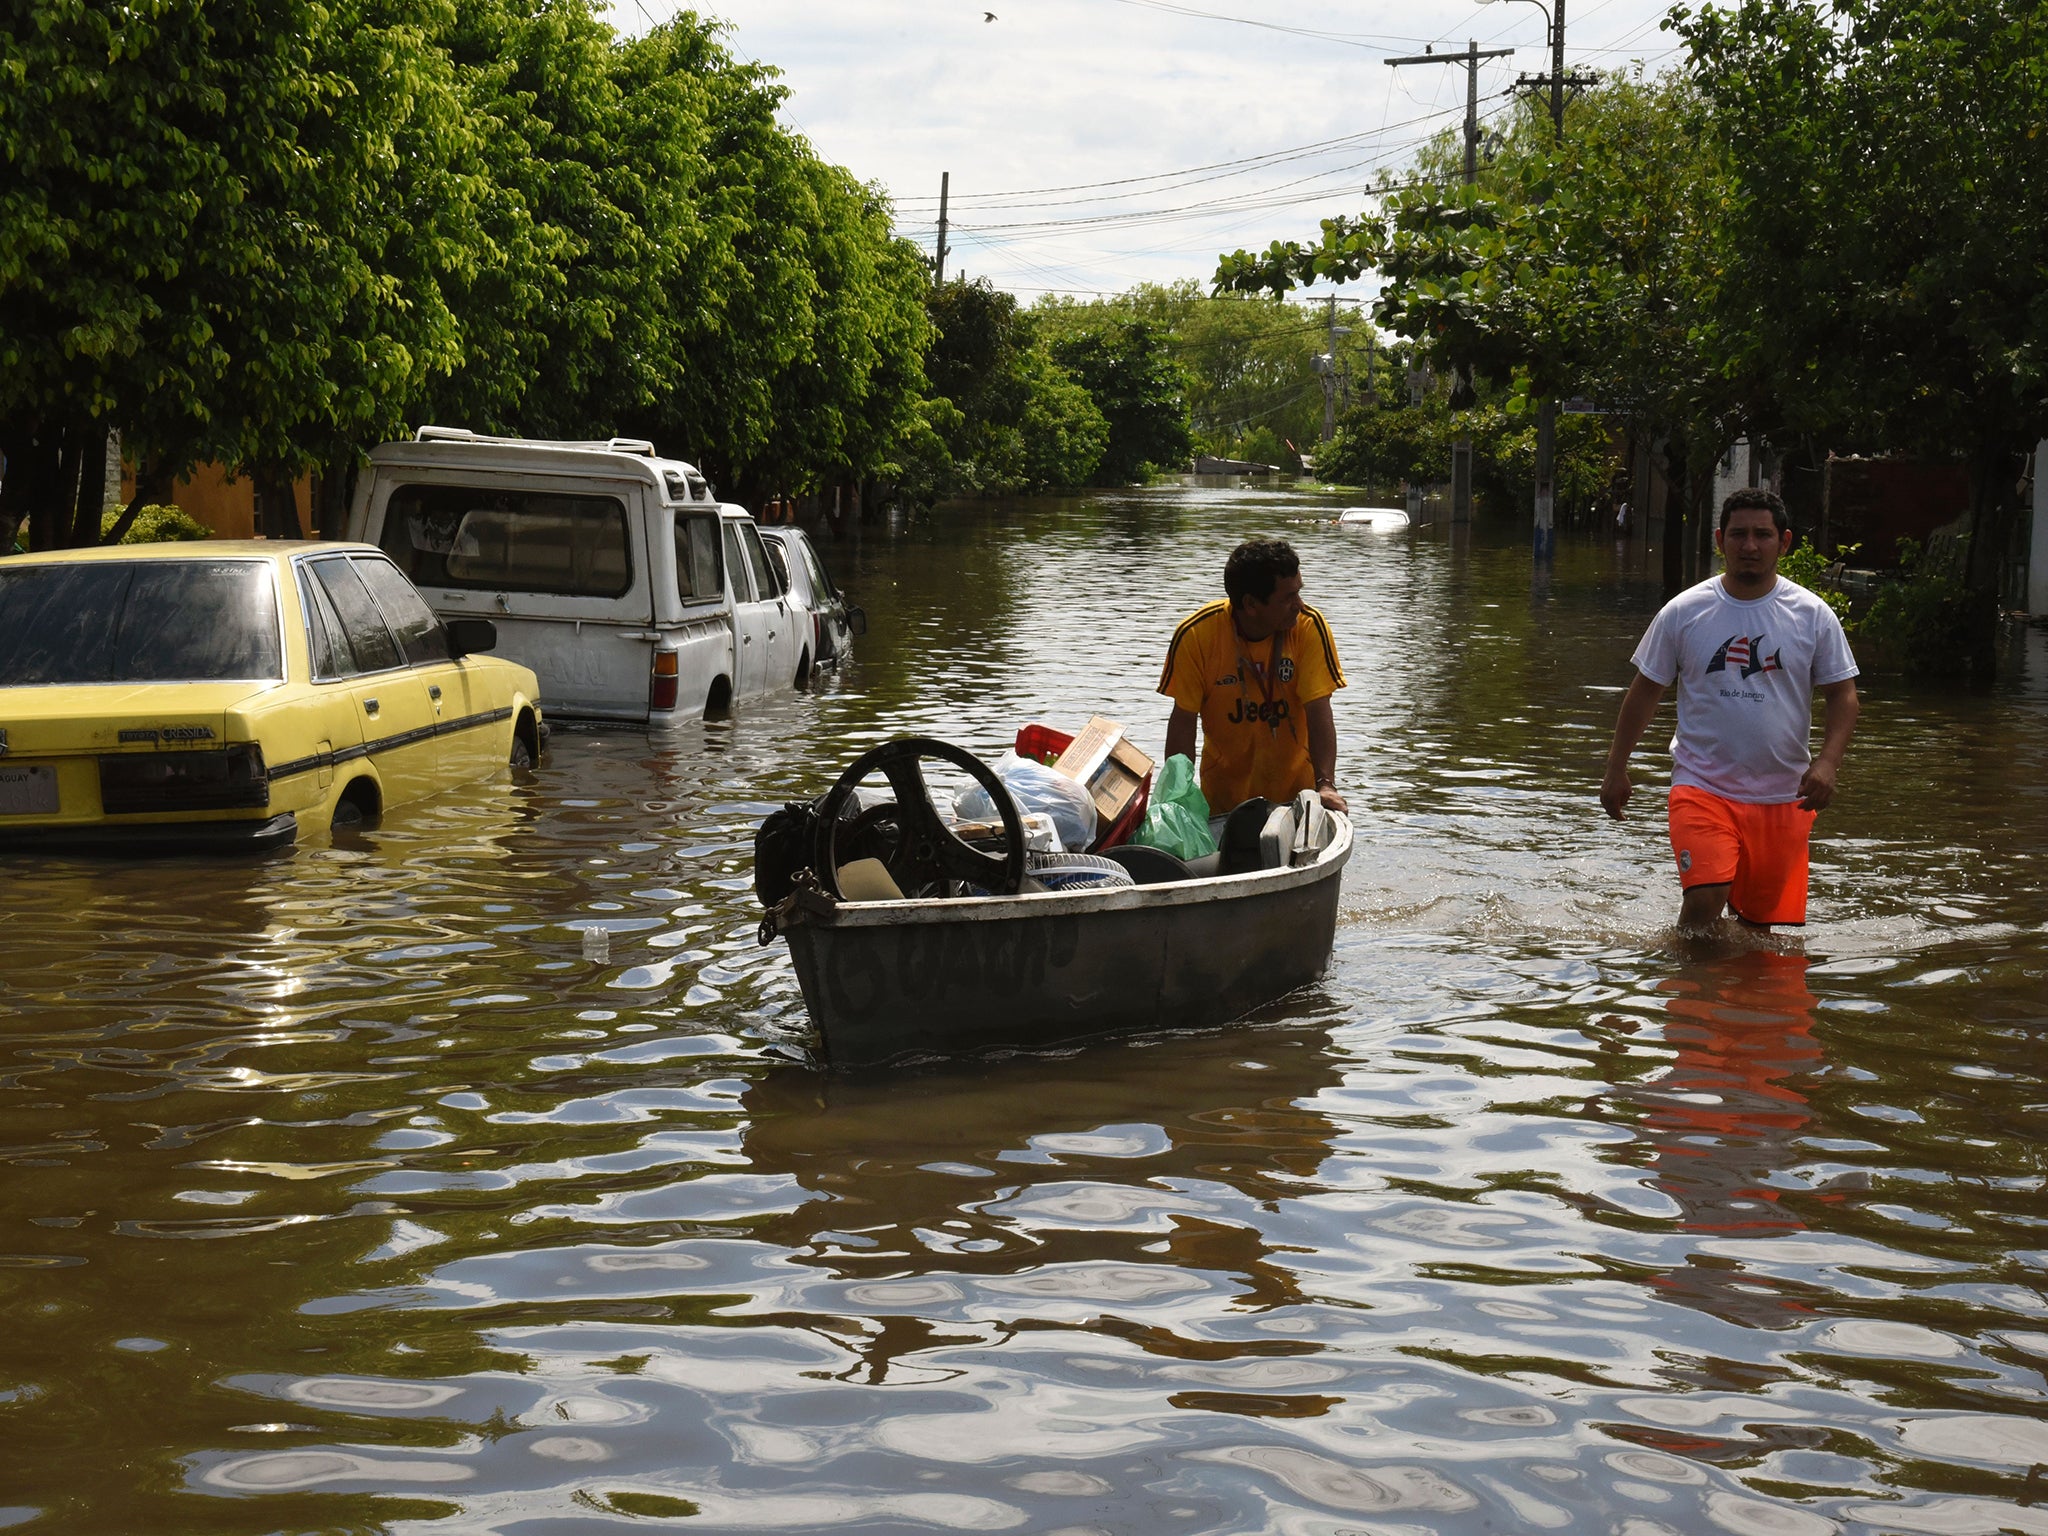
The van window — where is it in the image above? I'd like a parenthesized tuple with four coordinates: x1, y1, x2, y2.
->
(740, 523, 781, 599)
(380, 484, 632, 598)
(674, 514, 723, 604)
(723, 522, 754, 602)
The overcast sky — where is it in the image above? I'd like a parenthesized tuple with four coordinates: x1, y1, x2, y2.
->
(624, 1, 1690, 305)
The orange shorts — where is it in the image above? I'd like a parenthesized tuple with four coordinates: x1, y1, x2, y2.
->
(1667, 785, 1816, 926)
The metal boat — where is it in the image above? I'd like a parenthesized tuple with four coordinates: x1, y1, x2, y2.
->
(759, 737, 1351, 1068)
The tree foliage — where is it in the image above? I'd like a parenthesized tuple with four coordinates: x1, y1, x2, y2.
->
(1034, 282, 1379, 467)
(912, 279, 1107, 496)
(0, 0, 942, 545)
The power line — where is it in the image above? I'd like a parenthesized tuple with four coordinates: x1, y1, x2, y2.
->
(893, 125, 1433, 208)
(1104, 0, 1432, 51)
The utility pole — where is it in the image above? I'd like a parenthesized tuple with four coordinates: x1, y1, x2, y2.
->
(934, 171, 950, 288)
(1316, 295, 1353, 443)
(1322, 296, 1338, 443)
(1386, 41, 1511, 525)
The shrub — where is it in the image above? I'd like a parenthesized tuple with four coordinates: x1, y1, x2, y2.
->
(1858, 572, 1998, 680)
(100, 504, 211, 543)
(1780, 537, 1853, 621)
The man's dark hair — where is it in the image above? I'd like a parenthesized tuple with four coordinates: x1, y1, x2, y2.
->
(1225, 539, 1300, 605)
(1719, 487, 1789, 534)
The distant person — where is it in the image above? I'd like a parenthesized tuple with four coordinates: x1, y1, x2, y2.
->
(1159, 538, 1348, 815)
(1600, 488, 1860, 932)
(1615, 500, 1632, 536)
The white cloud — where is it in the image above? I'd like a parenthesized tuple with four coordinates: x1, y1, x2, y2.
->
(625, 0, 1688, 298)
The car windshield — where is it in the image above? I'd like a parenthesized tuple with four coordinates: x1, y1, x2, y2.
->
(0, 561, 283, 685)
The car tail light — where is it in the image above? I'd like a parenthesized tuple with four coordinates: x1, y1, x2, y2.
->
(99, 744, 270, 814)
(649, 650, 679, 712)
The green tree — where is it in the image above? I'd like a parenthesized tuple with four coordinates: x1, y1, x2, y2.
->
(917, 279, 1104, 496)
(1672, 0, 2048, 597)
(1045, 320, 1191, 483)
(0, 0, 490, 546)
(1035, 283, 1377, 467)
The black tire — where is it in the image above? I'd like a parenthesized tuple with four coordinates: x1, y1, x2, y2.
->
(330, 782, 378, 831)
(794, 650, 812, 690)
(510, 734, 534, 770)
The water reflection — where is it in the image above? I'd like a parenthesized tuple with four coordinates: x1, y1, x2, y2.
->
(2, 487, 2046, 1534)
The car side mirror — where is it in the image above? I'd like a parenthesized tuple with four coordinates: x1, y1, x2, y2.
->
(848, 606, 868, 638)
(446, 617, 498, 659)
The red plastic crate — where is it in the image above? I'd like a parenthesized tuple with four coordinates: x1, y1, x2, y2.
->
(1013, 723, 1152, 851)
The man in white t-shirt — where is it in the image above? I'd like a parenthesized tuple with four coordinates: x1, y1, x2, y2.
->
(1600, 489, 1861, 931)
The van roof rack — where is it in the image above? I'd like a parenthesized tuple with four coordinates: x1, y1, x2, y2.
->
(412, 425, 659, 457)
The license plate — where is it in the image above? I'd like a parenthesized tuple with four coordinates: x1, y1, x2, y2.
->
(0, 764, 59, 815)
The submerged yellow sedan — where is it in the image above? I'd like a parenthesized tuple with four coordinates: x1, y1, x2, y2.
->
(0, 541, 544, 852)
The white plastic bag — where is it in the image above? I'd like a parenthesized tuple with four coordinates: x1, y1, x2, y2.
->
(956, 751, 1098, 852)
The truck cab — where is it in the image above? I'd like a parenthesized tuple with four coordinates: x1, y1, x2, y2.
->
(349, 428, 804, 723)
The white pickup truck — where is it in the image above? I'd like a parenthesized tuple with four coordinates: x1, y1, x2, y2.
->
(347, 428, 808, 723)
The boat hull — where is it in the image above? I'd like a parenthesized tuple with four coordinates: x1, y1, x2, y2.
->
(781, 824, 1350, 1068)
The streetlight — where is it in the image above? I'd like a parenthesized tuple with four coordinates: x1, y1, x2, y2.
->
(1479, 0, 1550, 42)
(1479, 0, 1565, 132)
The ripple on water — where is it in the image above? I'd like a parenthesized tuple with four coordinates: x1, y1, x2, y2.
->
(5, 501, 2048, 1533)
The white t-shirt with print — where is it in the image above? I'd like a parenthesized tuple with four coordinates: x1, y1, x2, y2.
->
(1631, 576, 1859, 803)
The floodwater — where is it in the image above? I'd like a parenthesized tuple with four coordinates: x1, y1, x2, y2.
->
(4, 482, 2048, 1536)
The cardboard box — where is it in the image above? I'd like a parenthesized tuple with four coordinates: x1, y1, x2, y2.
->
(1051, 715, 1153, 832)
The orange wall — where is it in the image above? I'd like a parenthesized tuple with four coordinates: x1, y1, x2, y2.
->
(118, 461, 312, 539)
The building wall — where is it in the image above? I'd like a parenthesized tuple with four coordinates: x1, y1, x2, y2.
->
(117, 458, 311, 539)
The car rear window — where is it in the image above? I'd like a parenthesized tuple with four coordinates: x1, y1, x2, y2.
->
(380, 483, 633, 598)
(0, 561, 282, 685)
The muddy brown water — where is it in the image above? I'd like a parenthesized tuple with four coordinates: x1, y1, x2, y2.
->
(4, 482, 2047, 1534)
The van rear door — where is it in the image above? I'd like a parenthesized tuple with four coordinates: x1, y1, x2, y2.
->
(374, 480, 654, 720)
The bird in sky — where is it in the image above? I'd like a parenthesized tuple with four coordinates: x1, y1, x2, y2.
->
(984, 10, 997, 20)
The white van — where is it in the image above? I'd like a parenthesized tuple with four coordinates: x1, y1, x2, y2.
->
(347, 428, 806, 723)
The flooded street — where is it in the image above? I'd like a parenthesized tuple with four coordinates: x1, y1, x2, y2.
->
(5, 481, 2048, 1535)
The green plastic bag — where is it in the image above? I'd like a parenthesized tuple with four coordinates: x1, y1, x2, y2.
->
(1132, 753, 1216, 860)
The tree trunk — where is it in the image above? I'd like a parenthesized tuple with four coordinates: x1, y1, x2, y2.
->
(314, 455, 358, 540)
(1693, 456, 1715, 582)
(0, 422, 40, 552)
(1964, 442, 2017, 598)
(254, 468, 302, 539)
(1660, 432, 1687, 597)
(102, 455, 172, 545)
(69, 422, 111, 546)
(38, 428, 84, 550)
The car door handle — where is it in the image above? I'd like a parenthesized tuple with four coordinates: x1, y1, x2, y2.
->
(364, 698, 379, 716)
(742, 635, 752, 645)
(429, 685, 443, 707)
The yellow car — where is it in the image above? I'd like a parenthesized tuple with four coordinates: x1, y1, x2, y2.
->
(0, 541, 544, 852)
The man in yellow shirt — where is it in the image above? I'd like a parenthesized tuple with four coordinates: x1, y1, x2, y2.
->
(1158, 538, 1348, 815)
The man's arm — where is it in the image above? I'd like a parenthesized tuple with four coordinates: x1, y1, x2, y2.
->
(1164, 705, 1197, 767)
(1797, 678, 1860, 812)
(1305, 696, 1347, 814)
(1601, 673, 1668, 819)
